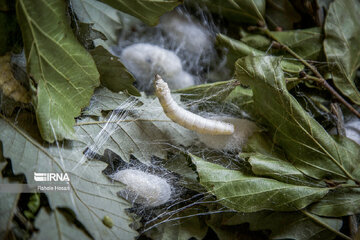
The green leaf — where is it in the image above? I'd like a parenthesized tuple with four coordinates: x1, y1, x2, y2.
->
(194, 0, 266, 25)
(265, 0, 301, 30)
(76, 88, 196, 161)
(190, 155, 328, 212)
(224, 85, 253, 106)
(0, 114, 138, 240)
(242, 132, 286, 158)
(241, 27, 323, 62)
(223, 84, 257, 116)
(217, 34, 304, 74)
(98, 0, 182, 26)
(240, 33, 271, 51)
(71, 0, 134, 50)
(32, 209, 91, 240)
(74, 22, 107, 49)
(271, 27, 323, 61)
(240, 28, 323, 62)
(247, 153, 325, 187)
(223, 211, 342, 240)
(90, 46, 140, 96)
(82, 87, 131, 116)
(174, 80, 239, 103)
(235, 56, 360, 181)
(217, 33, 264, 65)
(309, 189, 360, 217)
(16, 0, 100, 142)
(324, 0, 360, 105)
(23, 193, 40, 219)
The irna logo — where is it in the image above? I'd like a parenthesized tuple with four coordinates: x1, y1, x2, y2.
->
(34, 172, 70, 182)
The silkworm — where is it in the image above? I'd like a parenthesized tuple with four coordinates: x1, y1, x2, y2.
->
(0, 53, 30, 103)
(112, 169, 171, 207)
(154, 74, 234, 135)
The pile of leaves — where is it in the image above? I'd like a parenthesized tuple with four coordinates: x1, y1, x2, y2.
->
(1, 0, 360, 239)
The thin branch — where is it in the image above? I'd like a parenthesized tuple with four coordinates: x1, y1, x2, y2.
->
(349, 215, 358, 239)
(260, 28, 360, 118)
(331, 103, 346, 136)
(302, 75, 360, 118)
(301, 210, 352, 240)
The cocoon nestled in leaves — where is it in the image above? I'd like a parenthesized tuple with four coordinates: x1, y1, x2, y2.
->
(160, 12, 212, 56)
(112, 169, 171, 207)
(121, 43, 194, 91)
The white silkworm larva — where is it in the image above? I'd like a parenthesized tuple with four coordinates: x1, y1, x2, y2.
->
(154, 74, 234, 135)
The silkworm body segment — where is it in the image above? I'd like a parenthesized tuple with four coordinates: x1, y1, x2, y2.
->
(154, 75, 234, 135)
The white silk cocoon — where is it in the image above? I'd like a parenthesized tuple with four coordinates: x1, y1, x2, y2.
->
(112, 169, 172, 207)
(160, 12, 212, 55)
(120, 43, 194, 91)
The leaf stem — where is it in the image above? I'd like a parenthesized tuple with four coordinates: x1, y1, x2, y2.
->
(284, 77, 301, 83)
(260, 28, 360, 119)
(301, 210, 352, 240)
(349, 215, 358, 239)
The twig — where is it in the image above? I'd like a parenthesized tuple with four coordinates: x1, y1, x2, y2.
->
(260, 28, 360, 118)
(301, 74, 360, 118)
(349, 215, 358, 239)
(301, 210, 352, 240)
(331, 103, 346, 136)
